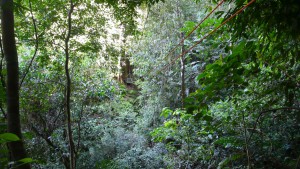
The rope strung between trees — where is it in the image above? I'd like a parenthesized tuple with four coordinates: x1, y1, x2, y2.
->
(152, 0, 256, 76)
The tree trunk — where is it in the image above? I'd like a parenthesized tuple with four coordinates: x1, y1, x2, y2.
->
(118, 27, 133, 85)
(1, 0, 31, 168)
(64, 1, 75, 168)
(180, 32, 186, 108)
(119, 37, 128, 84)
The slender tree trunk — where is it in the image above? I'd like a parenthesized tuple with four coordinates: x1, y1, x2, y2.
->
(120, 41, 128, 84)
(64, 1, 75, 168)
(119, 27, 129, 84)
(1, 0, 31, 168)
(180, 32, 186, 108)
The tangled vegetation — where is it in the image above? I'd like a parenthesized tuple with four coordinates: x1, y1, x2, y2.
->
(0, 0, 299, 168)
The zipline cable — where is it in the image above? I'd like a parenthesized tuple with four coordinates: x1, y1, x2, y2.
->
(154, 0, 256, 76)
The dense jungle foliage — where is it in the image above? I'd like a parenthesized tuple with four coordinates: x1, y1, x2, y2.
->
(0, 0, 299, 168)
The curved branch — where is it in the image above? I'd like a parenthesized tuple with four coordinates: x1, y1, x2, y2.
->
(19, 0, 39, 88)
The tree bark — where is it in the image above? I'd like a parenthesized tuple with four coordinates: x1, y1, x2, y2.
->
(1, 0, 31, 168)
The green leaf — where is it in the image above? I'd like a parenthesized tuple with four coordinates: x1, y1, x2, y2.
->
(0, 133, 20, 143)
(164, 120, 177, 129)
(18, 158, 35, 164)
(196, 72, 207, 81)
(214, 136, 240, 147)
(23, 132, 34, 140)
(231, 40, 246, 57)
(160, 107, 173, 118)
(180, 113, 192, 120)
(173, 109, 183, 115)
(180, 21, 196, 34)
(217, 153, 244, 168)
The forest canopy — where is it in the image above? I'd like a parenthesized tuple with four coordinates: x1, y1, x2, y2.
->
(0, 0, 299, 168)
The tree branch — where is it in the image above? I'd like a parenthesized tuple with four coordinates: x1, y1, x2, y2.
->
(19, 0, 39, 88)
(248, 107, 300, 143)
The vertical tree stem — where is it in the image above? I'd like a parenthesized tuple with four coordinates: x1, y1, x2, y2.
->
(65, 1, 75, 168)
(180, 32, 186, 108)
(242, 111, 251, 168)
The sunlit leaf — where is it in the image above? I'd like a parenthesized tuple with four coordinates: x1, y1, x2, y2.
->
(0, 133, 20, 143)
